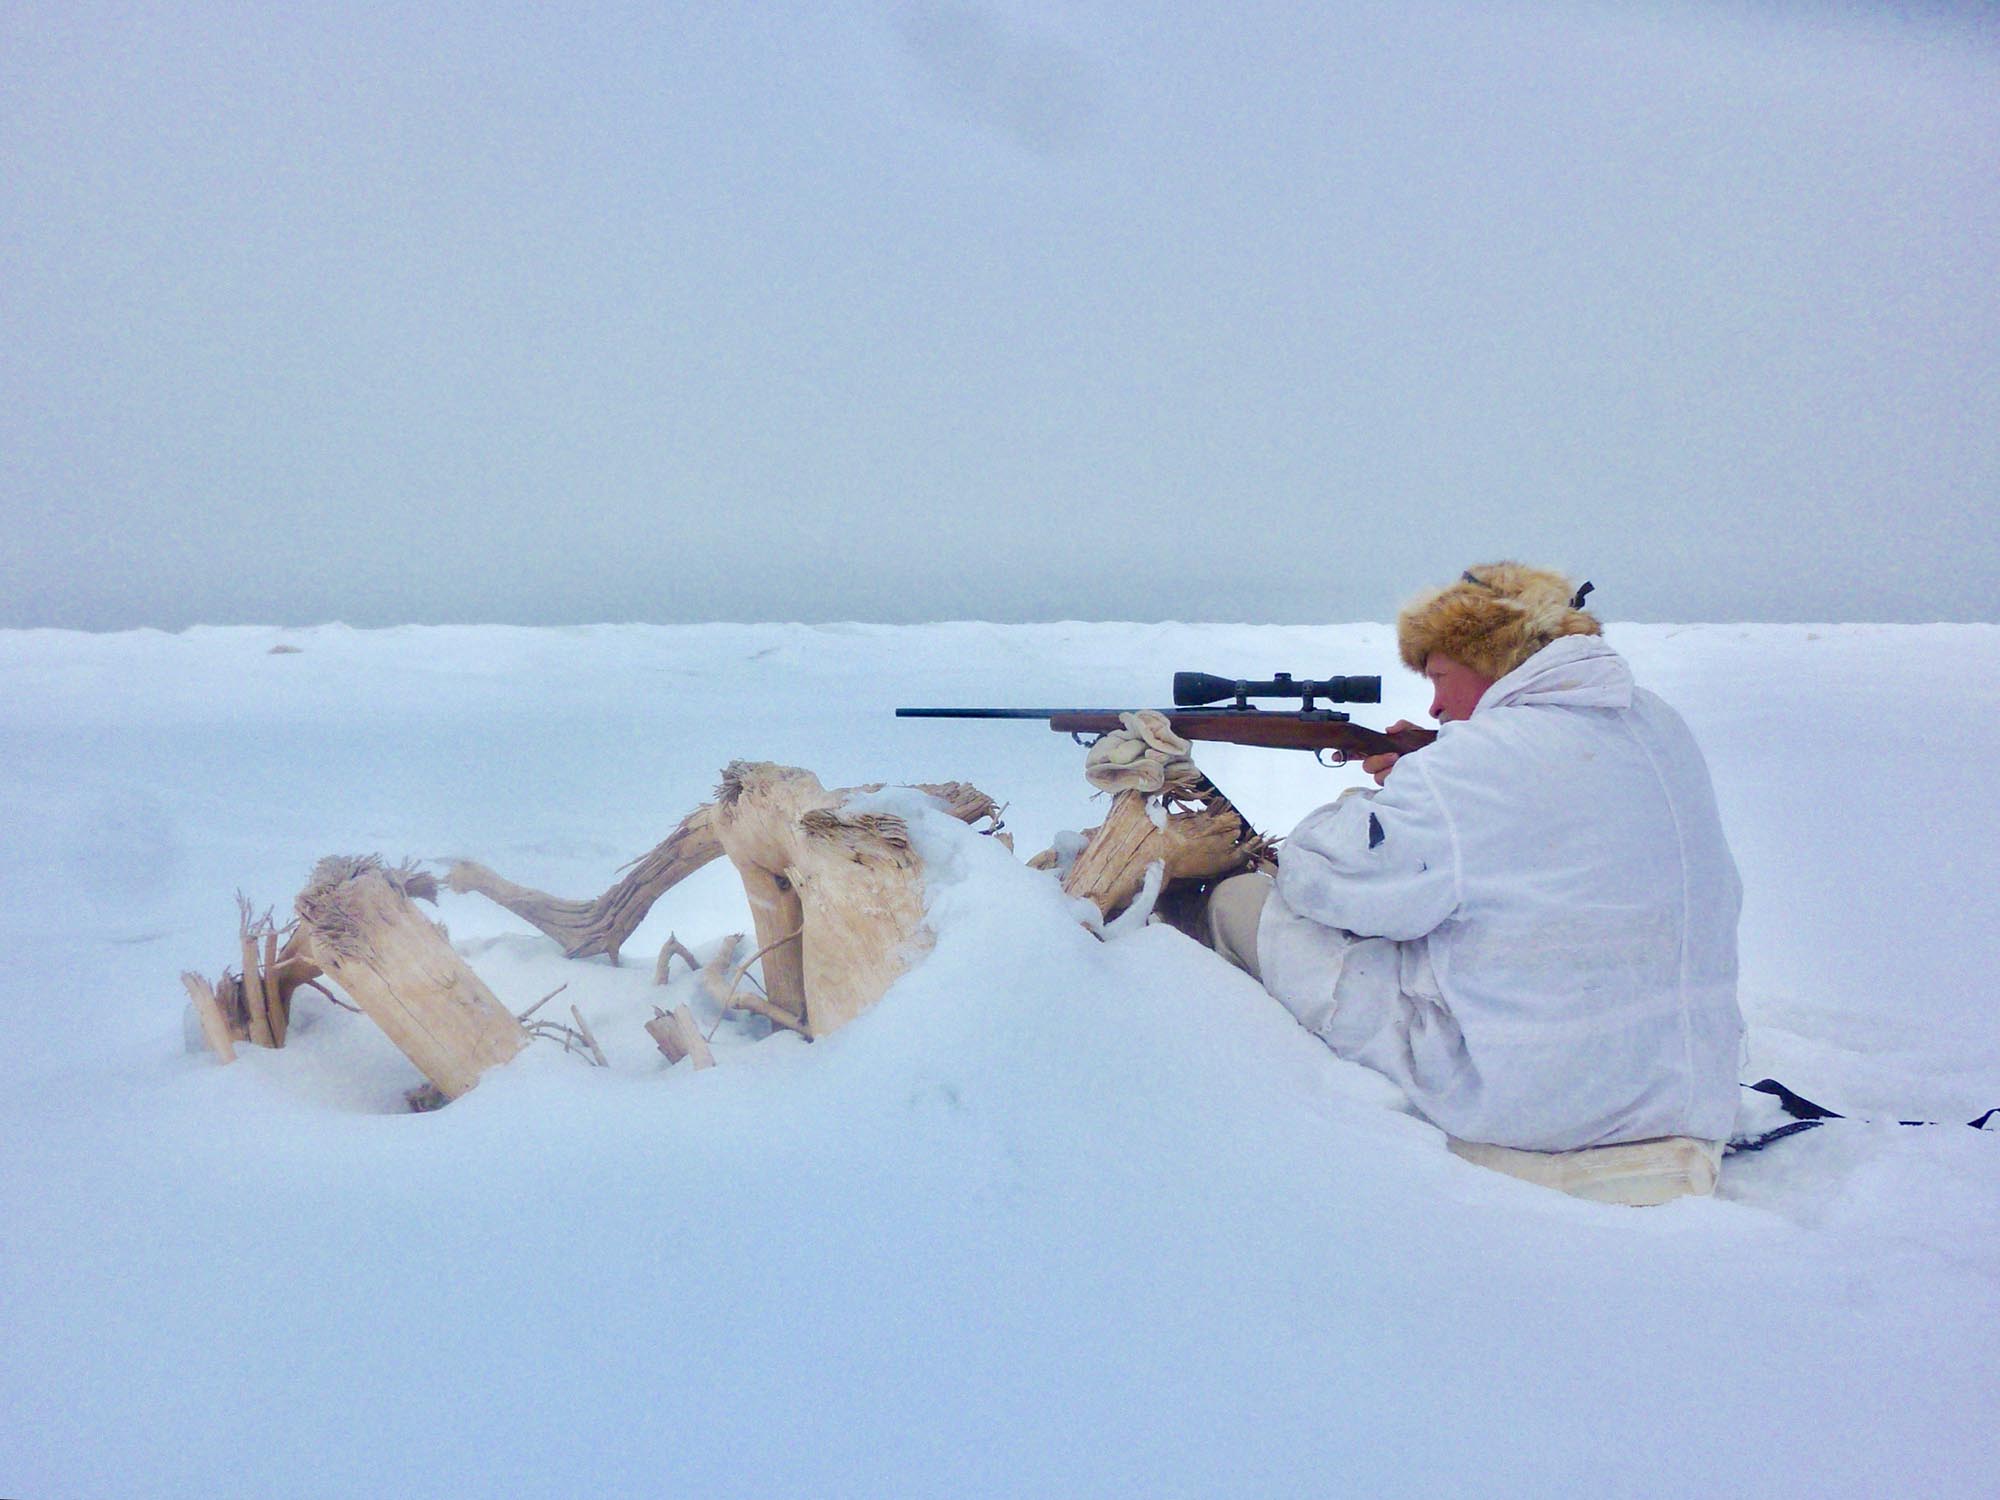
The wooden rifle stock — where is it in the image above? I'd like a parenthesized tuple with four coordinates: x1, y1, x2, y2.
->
(894, 707, 1437, 761)
(1046, 712, 1436, 760)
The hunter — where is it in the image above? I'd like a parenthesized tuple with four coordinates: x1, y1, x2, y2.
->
(1204, 563, 1745, 1202)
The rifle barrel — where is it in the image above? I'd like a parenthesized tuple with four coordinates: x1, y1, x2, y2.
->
(896, 708, 1081, 718)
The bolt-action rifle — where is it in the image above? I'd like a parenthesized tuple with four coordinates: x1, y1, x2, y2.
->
(897, 671, 1438, 766)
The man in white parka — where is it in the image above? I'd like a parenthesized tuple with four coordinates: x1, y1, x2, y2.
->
(1204, 563, 1745, 1202)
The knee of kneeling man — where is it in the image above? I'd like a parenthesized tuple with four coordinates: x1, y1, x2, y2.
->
(1205, 871, 1274, 974)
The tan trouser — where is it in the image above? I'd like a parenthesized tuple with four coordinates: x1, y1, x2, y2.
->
(1204, 871, 1274, 981)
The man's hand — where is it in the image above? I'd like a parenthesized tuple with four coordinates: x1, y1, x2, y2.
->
(1361, 720, 1420, 785)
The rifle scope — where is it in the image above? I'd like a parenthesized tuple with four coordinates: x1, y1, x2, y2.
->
(1173, 671, 1382, 711)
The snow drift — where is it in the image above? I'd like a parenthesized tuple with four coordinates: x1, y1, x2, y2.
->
(2, 620, 1996, 1498)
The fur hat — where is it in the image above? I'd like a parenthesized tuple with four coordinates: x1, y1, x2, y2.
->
(1396, 562, 1602, 681)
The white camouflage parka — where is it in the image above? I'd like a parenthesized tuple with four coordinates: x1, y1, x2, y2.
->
(1258, 634, 1745, 1150)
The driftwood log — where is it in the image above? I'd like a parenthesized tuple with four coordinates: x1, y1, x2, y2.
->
(708, 761, 949, 1037)
(182, 748, 1256, 1096)
(294, 856, 527, 1099)
(177, 763, 998, 1101)
(1040, 772, 1269, 924)
(444, 778, 1001, 967)
(444, 808, 725, 966)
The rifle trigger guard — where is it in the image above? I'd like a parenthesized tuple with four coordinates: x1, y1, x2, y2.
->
(1315, 748, 1350, 770)
(1070, 731, 1105, 748)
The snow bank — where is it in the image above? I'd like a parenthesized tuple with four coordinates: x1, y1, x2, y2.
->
(1, 622, 1995, 1498)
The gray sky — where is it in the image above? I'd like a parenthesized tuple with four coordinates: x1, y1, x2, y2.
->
(5, 1, 1996, 629)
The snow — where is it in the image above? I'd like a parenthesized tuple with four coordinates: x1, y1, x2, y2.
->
(3, 620, 1997, 1498)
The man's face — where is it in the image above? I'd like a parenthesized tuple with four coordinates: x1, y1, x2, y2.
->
(1424, 653, 1495, 723)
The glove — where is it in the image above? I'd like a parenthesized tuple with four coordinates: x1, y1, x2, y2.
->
(1084, 711, 1199, 794)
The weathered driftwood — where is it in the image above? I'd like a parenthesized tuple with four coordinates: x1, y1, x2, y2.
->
(710, 929, 810, 1035)
(295, 856, 527, 1099)
(654, 934, 702, 985)
(568, 1004, 608, 1068)
(182, 972, 237, 1063)
(646, 1004, 715, 1069)
(1058, 774, 1268, 923)
(266, 926, 331, 1014)
(709, 762, 946, 1038)
(444, 807, 724, 966)
(238, 899, 278, 1049)
(695, 933, 747, 1006)
(443, 782, 1001, 967)
(261, 930, 285, 1047)
(184, 915, 332, 1063)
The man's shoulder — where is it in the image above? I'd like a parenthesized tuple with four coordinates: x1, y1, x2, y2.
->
(1622, 684, 1716, 764)
(1422, 694, 1645, 783)
(1430, 700, 1586, 750)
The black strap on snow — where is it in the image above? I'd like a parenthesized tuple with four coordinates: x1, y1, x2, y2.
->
(1726, 1078, 2000, 1157)
(1747, 1078, 1843, 1120)
(1728, 1118, 1830, 1155)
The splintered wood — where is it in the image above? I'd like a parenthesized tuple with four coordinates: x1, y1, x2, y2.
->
(181, 972, 237, 1063)
(182, 906, 329, 1065)
(238, 897, 278, 1049)
(647, 1005, 714, 1069)
(1059, 775, 1268, 923)
(180, 767, 1004, 1099)
(294, 856, 527, 1100)
(711, 762, 943, 1038)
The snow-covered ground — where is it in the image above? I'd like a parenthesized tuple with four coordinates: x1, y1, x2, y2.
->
(3, 620, 1996, 1498)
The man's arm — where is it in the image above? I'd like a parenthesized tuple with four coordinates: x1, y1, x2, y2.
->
(1274, 761, 1459, 942)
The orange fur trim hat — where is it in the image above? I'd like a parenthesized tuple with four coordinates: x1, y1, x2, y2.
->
(1396, 562, 1602, 681)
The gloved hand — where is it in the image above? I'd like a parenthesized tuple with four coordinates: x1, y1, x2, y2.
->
(1083, 710, 1200, 794)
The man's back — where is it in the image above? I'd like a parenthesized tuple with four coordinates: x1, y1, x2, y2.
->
(1262, 634, 1744, 1150)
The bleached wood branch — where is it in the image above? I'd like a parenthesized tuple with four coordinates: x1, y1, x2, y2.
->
(568, 1004, 609, 1068)
(516, 981, 570, 1022)
(441, 781, 1001, 967)
(654, 933, 703, 985)
(441, 807, 725, 964)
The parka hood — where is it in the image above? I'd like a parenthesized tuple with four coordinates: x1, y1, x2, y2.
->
(1476, 633, 1634, 715)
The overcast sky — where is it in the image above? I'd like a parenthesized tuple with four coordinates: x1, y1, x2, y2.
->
(4, 1, 1995, 629)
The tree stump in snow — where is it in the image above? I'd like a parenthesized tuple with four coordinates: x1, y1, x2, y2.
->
(294, 856, 527, 1099)
(1051, 774, 1268, 924)
(708, 761, 944, 1038)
